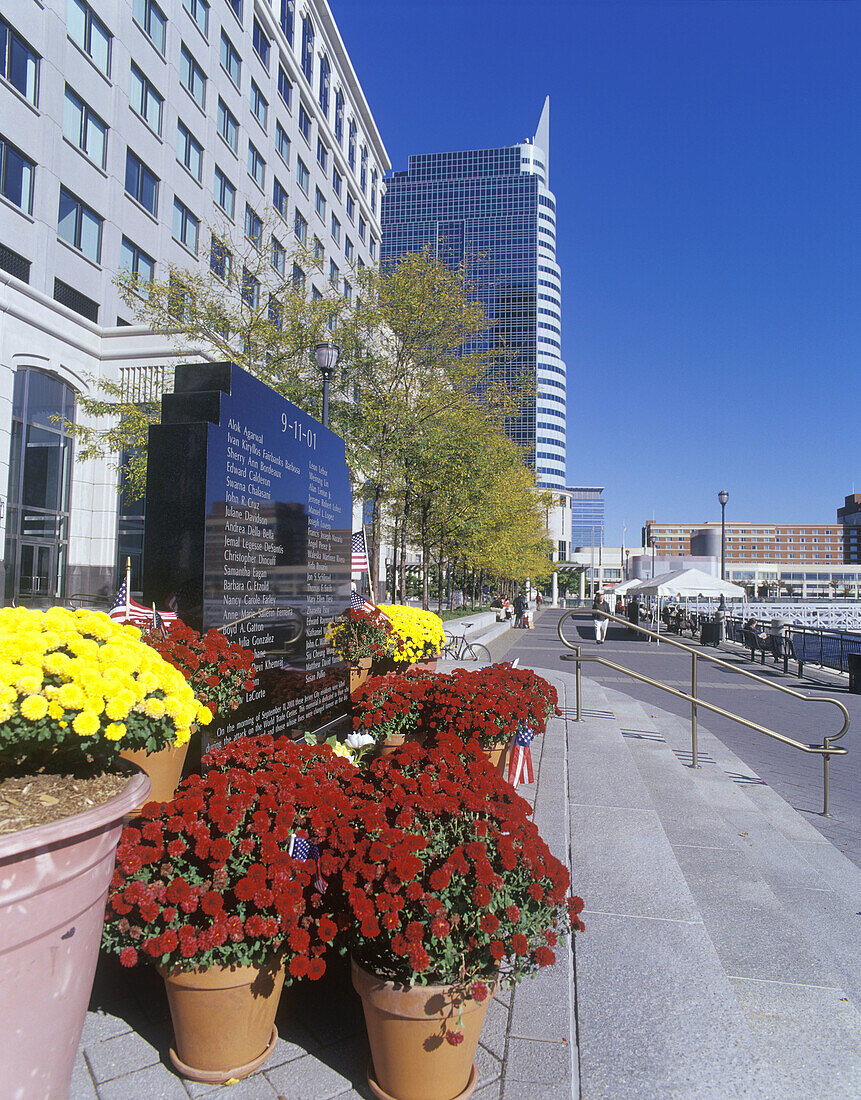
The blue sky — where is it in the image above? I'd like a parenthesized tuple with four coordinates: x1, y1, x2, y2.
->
(333, 0, 860, 544)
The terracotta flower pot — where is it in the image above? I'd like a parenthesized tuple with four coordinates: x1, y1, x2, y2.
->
(350, 657, 374, 695)
(377, 732, 406, 757)
(351, 958, 494, 1100)
(485, 741, 510, 776)
(158, 957, 285, 1083)
(120, 739, 190, 812)
(0, 766, 151, 1100)
(411, 657, 438, 673)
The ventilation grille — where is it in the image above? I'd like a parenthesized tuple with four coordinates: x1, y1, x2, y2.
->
(0, 243, 30, 283)
(53, 278, 99, 323)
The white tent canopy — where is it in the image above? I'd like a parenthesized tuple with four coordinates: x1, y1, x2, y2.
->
(611, 578, 644, 596)
(633, 567, 745, 600)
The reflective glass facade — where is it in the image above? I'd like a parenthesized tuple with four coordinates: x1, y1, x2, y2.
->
(381, 100, 567, 489)
(570, 486, 605, 549)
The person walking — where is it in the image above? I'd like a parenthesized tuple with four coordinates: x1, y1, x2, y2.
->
(513, 591, 526, 628)
(714, 595, 727, 648)
(592, 589, 610, 644)
(627, 596, 641, 637)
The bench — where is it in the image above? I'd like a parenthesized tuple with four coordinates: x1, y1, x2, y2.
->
(742, 627, 773, 665)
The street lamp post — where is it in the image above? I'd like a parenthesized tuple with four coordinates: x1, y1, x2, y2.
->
(718, 489, 729, 580)
(314, 341, 340, 428)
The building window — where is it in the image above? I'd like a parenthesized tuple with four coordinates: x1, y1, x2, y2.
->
(348, 119, 356, 171)
(217, 98, 238, 152)
(241, 267, 259, 308)
(252, 19, 270, 69)
(298, 102, 311, 142)
(180, 43, 205, 107)
(0, 134, 34, 214)
(334, 89, 343, 145)
(296, 156, 309, 193)
(250, 80, 268, 128)
(346, 192, 354, 221)
(220, 30, 241, 86)
(268, 294, 281, 327)
(172, 197, 199, 253)
(292, 262, 305, 289)
(358, 214, 366, 242)
(182, 0, 208, 36)
(245, 203, 262, 248)
(330, 213, 340, 244)
(294, 208, 307, 244)
(1, 18, 40, 104)
(313, 236, 324, 263)
(129, 63, 163, 135)
(280, 0, 294, 45)
(277, 66, 291, 111)
(176, 119, 202, 180)
(369, 236, 376, 261)
(318, 53, 329, 116)
(332, 167, 342, 200)
(248, 141, 265, 188)
(271, 234, 285, 276)
(120, 236, 155, 293)
(344, 236, 353, 262)
(275, 121, 290, 164)
(273, 176, 288, 217)
(213, 165, 235, 218)
(68, 0, 111, 77)
(360, 145, 367, 192)
(132, 0, 166, 54)
(62, 86, 107, 168)
(343, 278, 351, 303)
(125, 149, 159, 215)
(301, 14, 313, 83)
(168, 275, 194, 319)
(58, 186, 102, 261)
(329, 258, 337, 286)
(316, 138, 328, 171)
(370, 168, 377, 214)
(315, 187, 325, 220)
(210, 235, 231, 282)
(4, 368, 76, 604)
(226, 0, 242, 19)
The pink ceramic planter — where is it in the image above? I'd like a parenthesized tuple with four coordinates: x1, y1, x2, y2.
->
(0, 767, 151, 1100)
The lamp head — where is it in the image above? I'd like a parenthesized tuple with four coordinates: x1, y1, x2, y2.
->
(718, 490, 729, 507)
(314, 341, 340, 378)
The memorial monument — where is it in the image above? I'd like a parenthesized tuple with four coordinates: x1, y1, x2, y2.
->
(143, 362, 352, 747)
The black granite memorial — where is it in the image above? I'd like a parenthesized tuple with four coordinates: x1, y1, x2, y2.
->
(143, 362, 352, 747)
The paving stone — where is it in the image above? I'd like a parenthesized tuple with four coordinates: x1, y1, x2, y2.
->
(182, 1071, 279, 1098)
(80, 1010, 133, 1046)
(70, 1052, 98, 1100)
(96, 1061, 188, 1100)
(477, 996, 509, 1060)
(264, 1050, 356, 1100)
(568, 743, 653, 810)
(474, 1042, 503, 1085)
(502, 1080, 571, 1100)
(731, 977, 861, 1100)
(471, 1080, 501, 1100)
(85, 1029, 161, 1083)
(502, 1037, 571, 1086)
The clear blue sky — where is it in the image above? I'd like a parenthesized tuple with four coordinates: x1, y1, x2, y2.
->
(333, 0, 860, 544)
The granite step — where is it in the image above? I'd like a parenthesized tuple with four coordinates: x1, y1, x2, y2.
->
(596, 683, 861, 1099)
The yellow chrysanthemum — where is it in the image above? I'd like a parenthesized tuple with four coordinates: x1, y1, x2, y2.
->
(20, 695, 49, 721)
(47, 701, 64, 720)
(105, 691, 135, 721)
(139, 696, 166, 719)
(196, 704, 213, 726)
(57, 683, 86, 710)
(72, 710, 100, 737)
(15, 674, 42, 694)
(104, 722, 126, 741)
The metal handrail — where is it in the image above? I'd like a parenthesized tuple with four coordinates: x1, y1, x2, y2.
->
(557, 610, 849, 816)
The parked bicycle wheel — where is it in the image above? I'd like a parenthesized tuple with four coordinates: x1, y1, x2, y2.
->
(464, 642, 491, 663)
(441, 631, 459, 659)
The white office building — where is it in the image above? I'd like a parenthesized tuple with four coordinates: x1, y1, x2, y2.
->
(0, 0, 387, 604)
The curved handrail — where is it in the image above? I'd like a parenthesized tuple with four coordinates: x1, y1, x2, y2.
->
(557, 609, 849, 815)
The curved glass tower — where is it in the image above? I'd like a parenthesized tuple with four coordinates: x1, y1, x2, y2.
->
(381, 98, 567, 490)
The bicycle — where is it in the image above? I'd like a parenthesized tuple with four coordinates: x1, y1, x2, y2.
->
(441, 626, 492, 663)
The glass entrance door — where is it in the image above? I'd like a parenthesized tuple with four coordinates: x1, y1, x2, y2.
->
(17, 542, 56, 601)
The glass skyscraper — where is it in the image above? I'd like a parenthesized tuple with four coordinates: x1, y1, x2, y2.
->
(569, 487, 605, 550)
(381, 99, 567, 490)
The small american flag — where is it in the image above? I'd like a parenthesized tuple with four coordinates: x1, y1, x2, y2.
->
(289, 833, 326, 892)
(351, 590, 376, 615)
(507, 725, 535, 787)
(351, 531, 369, 573)
(108, 579, 178, 626)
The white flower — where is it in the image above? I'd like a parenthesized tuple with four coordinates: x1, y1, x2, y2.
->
(346, 731, 376, 749)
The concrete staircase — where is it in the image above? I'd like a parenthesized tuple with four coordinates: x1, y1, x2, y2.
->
(568, 675, 861, 1100)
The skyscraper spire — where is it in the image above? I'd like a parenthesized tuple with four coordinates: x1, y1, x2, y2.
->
(533, 96, 550, 187)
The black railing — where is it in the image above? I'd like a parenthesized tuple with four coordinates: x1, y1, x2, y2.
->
(727, 616, 861, 676)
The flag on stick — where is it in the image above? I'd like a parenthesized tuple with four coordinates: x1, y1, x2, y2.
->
(108, 577, 177, 626)
(507, 725, 535, 787)
(351, 531, 369, 573)
(351, 590, 376, 615)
